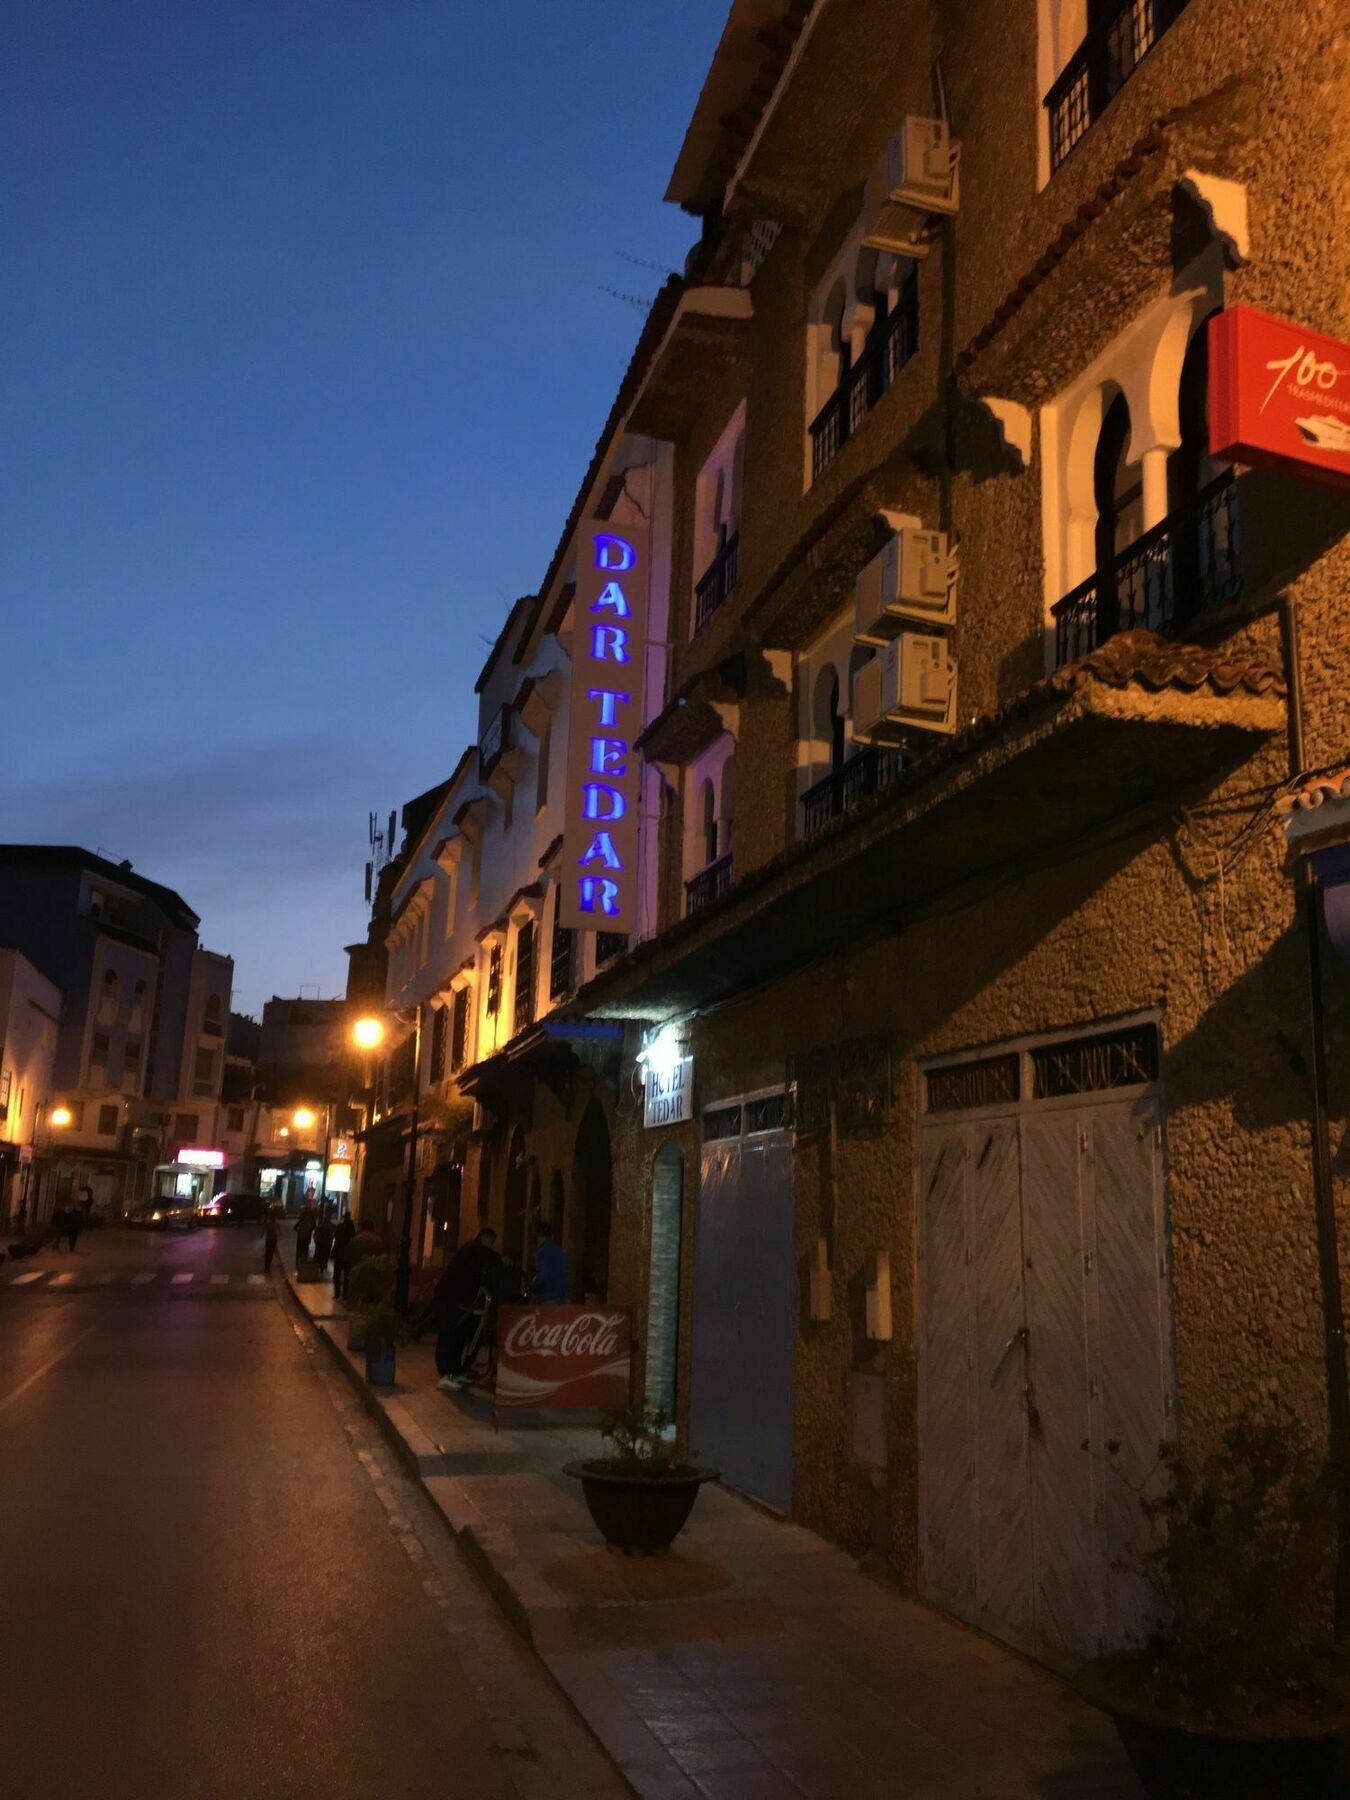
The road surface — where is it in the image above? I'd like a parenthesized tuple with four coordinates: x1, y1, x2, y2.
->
(0, 1223, 624, 1800)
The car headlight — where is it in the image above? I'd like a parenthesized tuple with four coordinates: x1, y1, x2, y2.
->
(150, 1210, 163, 1221)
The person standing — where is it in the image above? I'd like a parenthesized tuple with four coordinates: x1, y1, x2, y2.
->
(314, 1211, 334, 1274)
(433, 1227, 502, 1391)
(530, 1219, 569, 1303)
(295, 1201, 316, 1269)
(263, 1208, 280, 1275)
(332, 1214, 356, 1297)
(65, 1207, 83, 1253)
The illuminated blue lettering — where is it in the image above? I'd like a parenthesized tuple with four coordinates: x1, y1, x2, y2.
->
(587, 688, 630, 727)
(591, 625, 629, 663)
(578, 830, 622, 869)
(578, 876, 621, 915)
(583, 784, 625, 821)
(594, 534, 636, 572)
(589, 580, 631, 618)
(589, 737, 627, 776)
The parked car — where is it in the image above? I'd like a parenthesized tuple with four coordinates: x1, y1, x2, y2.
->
(128, 1202, 197, 1232)
(203, 1192, 268, 1226)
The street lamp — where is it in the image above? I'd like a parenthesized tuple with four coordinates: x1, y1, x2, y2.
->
(350, 1012, 418, 1313)
(49, 1105, 73, 1129)
(352, 1017, 385, 1051)
(292, 1106, 316, 1130)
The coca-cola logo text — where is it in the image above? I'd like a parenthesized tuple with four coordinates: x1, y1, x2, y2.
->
(502, 1309, 623, 1361)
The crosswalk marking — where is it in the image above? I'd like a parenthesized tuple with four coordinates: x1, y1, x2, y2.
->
(247, 1273, 266, 1286)
(10, 1271, 44, 1285)
(170, 1273, 194, 1285)
(3, 1267, 273, 1290)
(49, 1272, 76, 1285)
(210, 1273, 229, 1285)
(132, 1273, 156, 1284)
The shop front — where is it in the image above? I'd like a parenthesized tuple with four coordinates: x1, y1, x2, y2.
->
(152, 1145, 225, 1208)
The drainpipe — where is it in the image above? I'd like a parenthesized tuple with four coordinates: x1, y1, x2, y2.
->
(1280, 593, 1350, 1641)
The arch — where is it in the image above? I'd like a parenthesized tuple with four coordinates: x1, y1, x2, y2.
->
(1093, 391, 1142, 566)
(699, 777, 717, 867)
(571, 1100, 612, 1301)
(644, 1143, 685, 1422)
(1168, 314, 1216, 512)
(503, 1127, 528, 1274)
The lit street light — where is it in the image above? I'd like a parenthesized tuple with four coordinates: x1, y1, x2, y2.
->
(292, 1107, 316, 1130)
(49, 1105, 73, 1128)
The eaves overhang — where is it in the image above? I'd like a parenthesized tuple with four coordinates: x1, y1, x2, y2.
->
(626, 288, 754, 440)
(576, 632, 1286, 1023)
(636, 652, 749, 765)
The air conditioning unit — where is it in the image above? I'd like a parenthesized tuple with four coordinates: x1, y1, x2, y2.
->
(863, 117, 960, 257)
(855, 526, 954, 643)
(852, 632, 957, 742)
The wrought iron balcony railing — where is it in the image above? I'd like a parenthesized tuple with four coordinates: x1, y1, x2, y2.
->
(685, 852, 733, 916)
(1045, 0, 1190, 173)
(810, 270, 919, 483)
(801, 744, 906, 840)
(1051, 470, 1241, 667)
(694, 532, 740, 636)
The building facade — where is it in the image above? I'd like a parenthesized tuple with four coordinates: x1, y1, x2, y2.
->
(350, 0, 1350, 1672)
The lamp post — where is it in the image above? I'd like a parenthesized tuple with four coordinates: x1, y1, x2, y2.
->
(28, 1101, 73, 1226)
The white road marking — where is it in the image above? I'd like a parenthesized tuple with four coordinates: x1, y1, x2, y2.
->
(132, 1273, 155, 1284)
(49, 1272, 76, 1286)
(171, 1273, 194, 1285)
(247, 1274, 266, 1286)
(210, 1273, 229, 1285)
(0, 1329, 94, 1415)
(9, 1271, 45, 1285)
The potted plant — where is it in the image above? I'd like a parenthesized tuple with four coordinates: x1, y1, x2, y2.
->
(357, 1298, 407, 1388)
(563, 1408, 718, 1556)
(1076, 1419, 1349, 1798)
(345, 1253, 392, 1350)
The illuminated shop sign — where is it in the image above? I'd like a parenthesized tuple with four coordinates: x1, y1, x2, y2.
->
(1209, 306, 1350, 492)
(559, 516, 650, 934)
(176, 1146, 225, 1169)
(644, 1055, 694, 1129)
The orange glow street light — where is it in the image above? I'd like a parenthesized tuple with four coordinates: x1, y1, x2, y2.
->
(49, 1105, 73, 1128)
(352, 1016, 385, 1050)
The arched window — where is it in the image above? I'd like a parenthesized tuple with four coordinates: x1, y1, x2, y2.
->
(1168, 320, 1212, 516)
(1092, 392, 1142, 640)
(813, 666, 846, 777)
(700, 778, 717, 868)
(96, 970, 119, 1027)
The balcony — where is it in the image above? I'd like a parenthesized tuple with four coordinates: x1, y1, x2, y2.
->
(1045, 0, 1191, 174)
(801, 744, 906, 840)
(1052, 471, 1241, 668)
(694, 533, 740, 636)
(810, 271, 919, 483)
(685, 852, 733, 916)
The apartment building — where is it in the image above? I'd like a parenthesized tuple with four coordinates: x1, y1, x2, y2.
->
(351, 0, 1349, 1671)
(0, 846, 234, 1216)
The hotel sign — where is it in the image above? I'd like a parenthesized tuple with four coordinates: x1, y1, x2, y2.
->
(1209, 306, 1350, 492)
(560, 517, 649, 934)
(644, 1056, 694, 1129)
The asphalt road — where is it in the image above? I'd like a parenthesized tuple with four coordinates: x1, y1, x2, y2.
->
(0, 1225, 623, 1800)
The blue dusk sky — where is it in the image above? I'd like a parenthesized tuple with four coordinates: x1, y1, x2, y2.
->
(2, 1, 728, 1016)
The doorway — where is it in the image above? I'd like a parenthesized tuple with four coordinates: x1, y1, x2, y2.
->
(917, 1022, 1175, 1669)
(572, 1101, 612, 1299)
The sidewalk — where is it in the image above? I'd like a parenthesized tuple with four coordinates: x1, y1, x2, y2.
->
(286, 1269, 1140, 1800)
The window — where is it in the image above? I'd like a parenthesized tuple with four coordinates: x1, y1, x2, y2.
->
(193, 1046, 217, 1097)
(203, 993, 223, 1036)
(1045, 0, 1192, 175)
(486, 945, 503, 1017)
(430, 1005, 448, 1083)
(809, 252, 919, 483)
(513, 920, 536, 1036)
(535, 717, 551, 813)
(129, 980, 147, 1032)
(926, 1055, 1022, 1114)
(123, 1038, 143, 1095)
(227, 1105, 246, 1132)
(98, 1103, 120, 1136)
(96, 969, 119, 1026)
(692, 404, 745, 636)
(450, 986, 470, 1073)
(550, 908, 574, 1002)
(700, 779, 718, 869)
(1031, 1024, 1159, 1097)
(174, 1113, 197, 1140)
(89, 1032, 110, 1086)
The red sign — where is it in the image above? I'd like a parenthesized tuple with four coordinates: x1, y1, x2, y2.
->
(494, 1305, 632, 1411)
(1209, 306, 1350, 491)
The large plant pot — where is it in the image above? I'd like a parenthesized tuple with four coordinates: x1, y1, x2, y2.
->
(563, 1460, 718, 1556)
(365, 1340, 396, 1387)
(1076, 1661, 1348, 1799)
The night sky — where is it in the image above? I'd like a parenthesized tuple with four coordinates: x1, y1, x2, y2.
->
(3, 1, 726, 1015)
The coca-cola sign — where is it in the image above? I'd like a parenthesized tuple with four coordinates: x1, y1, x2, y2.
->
(495, 1305, 633, 1411)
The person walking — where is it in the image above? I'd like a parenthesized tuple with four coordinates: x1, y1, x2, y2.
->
(263, 1208, 280, 1275)
(530, 1219, 569, 1303)
(314, 1211, 334, 1274)
(332, 1214, 356, 1297)
(65, 1208, 83, 1253)
(50, 1205, 68, 1251)
(433, 1227, 502, 1391)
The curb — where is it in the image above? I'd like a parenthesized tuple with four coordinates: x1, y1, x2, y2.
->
(278, 1268, 643, 1795)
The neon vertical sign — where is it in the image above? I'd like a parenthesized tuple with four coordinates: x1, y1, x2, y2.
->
(560, 516, 649, 935)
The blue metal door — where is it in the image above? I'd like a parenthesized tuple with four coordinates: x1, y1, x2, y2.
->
(689, 1132, 795, 1511)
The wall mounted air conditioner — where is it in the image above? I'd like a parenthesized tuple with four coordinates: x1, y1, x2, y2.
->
(855, 525, 955, 644)
(862, 116, 960, 257)
(852, 631, 957, 742)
